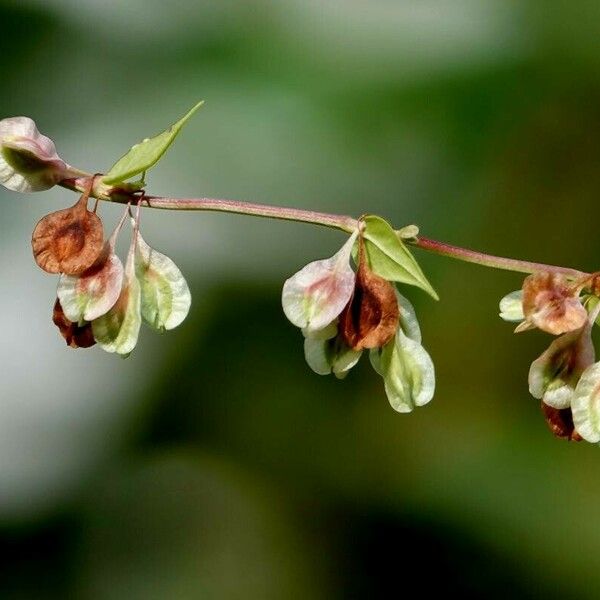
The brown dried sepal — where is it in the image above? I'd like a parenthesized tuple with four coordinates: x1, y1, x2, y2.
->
(32, 190, 103, 275)
(541, 402, 582, 441)
(339, 237, 399, 351)
(519, 271, 587, 335)
(52, 298, 96, 349)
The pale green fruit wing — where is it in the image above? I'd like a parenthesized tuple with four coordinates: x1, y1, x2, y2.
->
(302, 321, 338, 341)
(92, 268, 142, 356)
(499, 290, 524, 322)
(372, 329, 435, 413)
(332, 346, 362, 380)
(571, 362, 600, 443)
(303, 337, 332, 376)
(57, 250, 124, 323)
(282, 231, 358, 332)
(528, 324, 595, 409)
(395, 290, 421, 343)
(135, 232, 191, 331)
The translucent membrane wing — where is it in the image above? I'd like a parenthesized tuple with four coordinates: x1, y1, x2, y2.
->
(103, 101, 204, 185)
(282, 231, 357, 333)
(528, 323, 595, 409)
(92, 267, 142, 356)
(361, 215, 438, 300)
(332, 345, 362, 380)
(302, 321, 338, 341)
(396, 290, 421, 343)
(370, 328, 435, 413)
(304, 337, 333, 376)
(57, 250, 124, 323)
(0, 116, 67, 192)
(499, 290, 524, 322)
(134, 232, 191, 331)
(303, 334, 362, 378)
(571, 362, 600, 443)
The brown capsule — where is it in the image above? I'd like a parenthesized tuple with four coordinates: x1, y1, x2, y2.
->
(31, 184, 103, 275)
(339, 237, 399, 351)
(541, 402, 582, 442)
(52, 298, 96, 349)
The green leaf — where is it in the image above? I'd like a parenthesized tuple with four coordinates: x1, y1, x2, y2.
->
(361, 215, 438, 300)
(102, 101, 204, 185)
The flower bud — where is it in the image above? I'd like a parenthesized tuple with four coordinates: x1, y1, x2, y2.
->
(282, 231, 357, 333)
(0, 117, 68, 192)
(519, 272, 587, 335)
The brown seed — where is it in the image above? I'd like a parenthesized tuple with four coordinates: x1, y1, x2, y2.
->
(52, 298, 96, 349)
(541, 402, 582, 441)
(31, 184, 103, 275)
(339, 237, 399, 350)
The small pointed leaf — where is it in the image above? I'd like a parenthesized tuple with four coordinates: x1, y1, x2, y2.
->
(103, 101, 204, 185)
(361, 215, 438, 300)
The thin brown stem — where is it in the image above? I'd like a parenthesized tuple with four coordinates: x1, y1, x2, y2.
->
(58, 176, 589, 278)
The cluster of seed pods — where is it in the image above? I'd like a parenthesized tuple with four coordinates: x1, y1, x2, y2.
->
(500, 271, 600, 442)
(31, 179, 191, 356)
(281, 227, 435, 413)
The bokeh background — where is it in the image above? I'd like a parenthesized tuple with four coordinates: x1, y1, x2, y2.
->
(1, 0, 600, 597)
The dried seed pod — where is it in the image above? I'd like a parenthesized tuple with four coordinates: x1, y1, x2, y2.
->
(541, 402, 582, 441)
(57, 208, 128, 323)
(52, 298, 96, 349)
(31, 183, 103, 275)
(339, 237, 399, 350)
(519, 271, 587, 335)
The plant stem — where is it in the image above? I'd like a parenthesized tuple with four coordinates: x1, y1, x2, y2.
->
(410, 236, 587, 278)
(143, 195, 359, 232)
(58, 177, 588, 277)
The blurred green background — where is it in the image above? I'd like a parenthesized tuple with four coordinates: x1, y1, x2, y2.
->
(2, 0, 600, 597)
